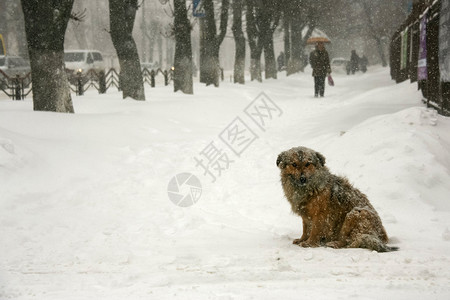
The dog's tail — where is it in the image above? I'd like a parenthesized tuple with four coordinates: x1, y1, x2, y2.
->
(351, 234, 399, 253)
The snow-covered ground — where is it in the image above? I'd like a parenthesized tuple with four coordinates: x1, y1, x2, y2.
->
(1, 67, 450, 299)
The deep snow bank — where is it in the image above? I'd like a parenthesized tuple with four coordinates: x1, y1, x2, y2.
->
(1, 68, 450, 299)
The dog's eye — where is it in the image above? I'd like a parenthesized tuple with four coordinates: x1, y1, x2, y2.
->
(292, 163, 297, 167)
(305, 162, 311, 167)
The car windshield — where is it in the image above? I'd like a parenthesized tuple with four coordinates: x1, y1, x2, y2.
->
(64, 52, 85, 62)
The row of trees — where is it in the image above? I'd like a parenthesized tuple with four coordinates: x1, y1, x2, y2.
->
(175, 0, 406, 92)
(174, 0, 336, 93)
(3, 1, 174, 69)
(20, 0, 145, 113)
(15, 0, 407, 113)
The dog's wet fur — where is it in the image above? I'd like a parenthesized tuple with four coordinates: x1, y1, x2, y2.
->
(277, 146, 398, 252)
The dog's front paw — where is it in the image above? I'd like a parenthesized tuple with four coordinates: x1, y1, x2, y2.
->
(293, 238, 303, 245)
(325, 241, 343, 249)
(298, 241, 319, 248)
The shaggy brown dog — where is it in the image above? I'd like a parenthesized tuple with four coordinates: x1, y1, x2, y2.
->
(277, 146, 397, 252)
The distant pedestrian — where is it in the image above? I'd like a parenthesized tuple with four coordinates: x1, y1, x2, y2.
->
(349, 50, 360, 74)
(309, 42, 331, 97)
(360, 55, 368, 73)
(277, 51, 285, 71)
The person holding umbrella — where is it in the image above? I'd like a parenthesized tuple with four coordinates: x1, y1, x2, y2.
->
(309, 41, 331, 98)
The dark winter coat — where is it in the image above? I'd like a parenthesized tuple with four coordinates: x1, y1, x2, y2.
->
(309, 48, 331, 77)
(350, 50, 360, 73)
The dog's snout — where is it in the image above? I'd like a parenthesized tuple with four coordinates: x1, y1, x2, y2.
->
(299, 175, 307, 185)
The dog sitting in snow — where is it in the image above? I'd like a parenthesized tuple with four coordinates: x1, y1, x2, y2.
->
(277, 146, 397, 252)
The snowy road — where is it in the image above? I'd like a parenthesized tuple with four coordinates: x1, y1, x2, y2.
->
(1, 67, 450, 299)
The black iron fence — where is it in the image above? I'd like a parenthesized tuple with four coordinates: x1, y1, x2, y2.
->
(0, 67, 172, 100)
(0, 69, 32, 100)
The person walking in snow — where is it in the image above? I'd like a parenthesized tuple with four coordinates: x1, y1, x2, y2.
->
(349, 50, 360, 74)
(309, 42, 331, 98)
(360, 55, 368, 73)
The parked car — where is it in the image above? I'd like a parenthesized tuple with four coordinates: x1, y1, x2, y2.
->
(331, 57, 350, 73)
(64, 50, 105, 77)
(0, 55, 31, 89)
(0, 55, 31, 77)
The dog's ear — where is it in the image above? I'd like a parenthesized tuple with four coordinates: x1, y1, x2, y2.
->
(276, 154, 282, 167)
(315, 151, 326, 166)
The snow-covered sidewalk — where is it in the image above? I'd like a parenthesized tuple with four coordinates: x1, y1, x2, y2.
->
(1, 67, 450, 299)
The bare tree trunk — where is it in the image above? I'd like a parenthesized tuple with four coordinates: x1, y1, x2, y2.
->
(173, 0, 193, 94)
(199, 18, 207, 83)
(263, 36, 277, 79)
(287, 14, 303, 75)
(158, 33, 163, 67)
(361, 1, 388, 67)
(261, 1, 280, 80)
(232, 0, 245, 84)
(200, 0, 216, 85)
(246, 0, 263, 82)
(285, 1, 316, 75)
(109, 0, 145, 100)
(146, 20, 158, 63)
(21, 0, 74, 113)
(140, 0, 147, 62)
(283, 10, 291, 67)
(199, 0, 229, 87)
(199, 16, 219, 86)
